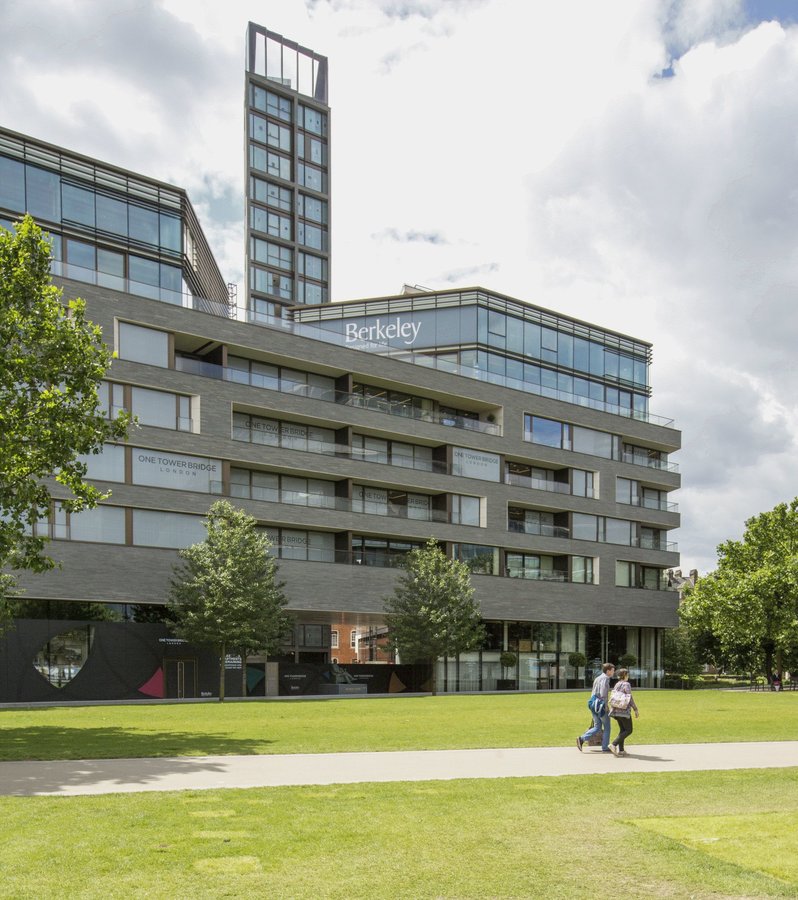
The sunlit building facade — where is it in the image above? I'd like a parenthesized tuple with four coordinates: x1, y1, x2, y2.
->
(0, 23, 680, 702)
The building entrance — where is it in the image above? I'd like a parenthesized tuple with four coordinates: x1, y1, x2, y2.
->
(164, 658, 197, 698)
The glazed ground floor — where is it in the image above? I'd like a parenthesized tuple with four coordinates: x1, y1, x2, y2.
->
(0, 600, 663, 703)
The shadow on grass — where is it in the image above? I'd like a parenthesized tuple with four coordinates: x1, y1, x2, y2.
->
(0, 723, 275, 760)
(0, 724, 276, 794)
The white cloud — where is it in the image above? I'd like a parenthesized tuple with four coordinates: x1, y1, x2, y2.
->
(3, 0, 798, 574)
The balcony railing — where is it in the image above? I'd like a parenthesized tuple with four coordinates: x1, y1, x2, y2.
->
(505, 568, 570, 583)
(175, 355, 500, 436)
(230, 485, 455, 525)
(504, 472, 571, 494)
(618, 496, 679, 513)
(621, 452, 679, 473)
(53, 260, 233, 318)
(633, 536, 679, 552)
(55, 259, 676, 428)
(508, 520, 570, 539)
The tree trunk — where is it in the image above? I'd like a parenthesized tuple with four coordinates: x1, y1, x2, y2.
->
(219, 642, 226, 702)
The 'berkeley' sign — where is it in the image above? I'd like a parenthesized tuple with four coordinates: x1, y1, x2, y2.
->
(344, 317, 421, 346)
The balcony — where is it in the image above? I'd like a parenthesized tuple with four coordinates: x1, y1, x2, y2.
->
(621, 452, 679, 473)
(230, 485, 456, 525)
(508, 520, 570, 539)
(618, 496, 679, 513)
(176, 355, 500, 436)
(504, 568, 570, 583)
(504, 472, 570, 495)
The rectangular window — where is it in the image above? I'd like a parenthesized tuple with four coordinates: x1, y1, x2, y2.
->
(25, 164, 61, 222)
(131, 387, 181, 430)
(615, 561, 633, 587)
(250, 145, 291, 181)
(251, 237, 292, 270)
(128, 204, 159, 246)
(0, 156, 25, 212)
(132, 509, 206, 549)
(62, 183, 95, 226)
(526, 416, 563, 448)
(350, 630, 357, 649)
(299, 105, 328, 136)
(250, 205, 291, 241)
(251, 266, 293, 300)
(572, 425, 613, 459)
(250, 177, 292, 211)
(298, 193, 328, 223)
(572, 556, 594, 584)
(69, 505, 126, 544)
(331, 630, 339, 649)
(78, 443, 125, 482)
(451, 495, 481, 526)
(572, 469, 595, 499)
(118, 322, 169, 367)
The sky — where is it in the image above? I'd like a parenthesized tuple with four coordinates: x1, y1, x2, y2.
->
(2, 0, 797, 575)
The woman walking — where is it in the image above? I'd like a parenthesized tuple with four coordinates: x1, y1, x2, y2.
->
(608, 668, 639, 756)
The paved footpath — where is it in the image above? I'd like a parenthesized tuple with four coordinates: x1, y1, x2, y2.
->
(1, 741, 797, 796)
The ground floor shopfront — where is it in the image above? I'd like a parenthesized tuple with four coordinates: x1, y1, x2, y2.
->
(0, 600, 663, 703)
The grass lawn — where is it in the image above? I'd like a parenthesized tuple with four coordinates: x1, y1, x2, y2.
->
(1, 768, 797, 898)
(0, 690, 796, 761)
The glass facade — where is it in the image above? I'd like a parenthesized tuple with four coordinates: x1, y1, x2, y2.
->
(293, 291, 661, 422)
(246, 25, 330, 316)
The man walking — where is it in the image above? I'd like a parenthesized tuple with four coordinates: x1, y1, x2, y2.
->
(576, 662, 615, 753)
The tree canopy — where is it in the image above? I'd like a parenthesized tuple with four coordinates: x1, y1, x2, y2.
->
(168, 500, 291, 700)
(384, 538, 485, 693)
(0, 215, 129, 602)
(680, 498, 798, 679)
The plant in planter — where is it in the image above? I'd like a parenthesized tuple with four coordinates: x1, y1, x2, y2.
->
(498, 651, 518, 690)
(568, 651, 588, 687)
(618, 653, 638, 671)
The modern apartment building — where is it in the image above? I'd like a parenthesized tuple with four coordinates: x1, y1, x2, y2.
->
(0, 24, 680, 703)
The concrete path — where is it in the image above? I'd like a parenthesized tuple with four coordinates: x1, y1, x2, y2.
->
(1, 741, 797, 796)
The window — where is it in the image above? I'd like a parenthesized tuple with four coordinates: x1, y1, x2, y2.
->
(452, 544, 496, 575)
(297, 162, 326, 193)
(250, 145, 290, 181)
(250, 205, 291, 241)
(250, 177, 292, 211)
(297, 221, 327, 251)
(118, 323, 169, 367)
(350, 630, 357, 649)
(572, 557, 594, 584)
(451, 495, 481, 526)
(251, 237, 292, 270)
(572, 469, 595, 498)
(131, 387, 188, 430)
(251, 266, 293, 300)
(526, 416, 563, 448)
(132, 510, 207, 549)
(299, 105, 328, 136)
(298, 193, 328, 223)
(331, 630, 339, 649)
(69, 505, 126, 544)
(78, 443, 125, 482)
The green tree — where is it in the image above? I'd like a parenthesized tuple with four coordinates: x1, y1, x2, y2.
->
(0, 215, 129, 623)
(680, 499, 798, 682)
(384, 538, 485, 694)
(167, 500, 291, 701)
(663, 625, 702, 682)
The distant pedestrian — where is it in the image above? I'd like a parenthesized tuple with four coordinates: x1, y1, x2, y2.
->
(608, 668, 639, 756)
(577, 662, 615, 753)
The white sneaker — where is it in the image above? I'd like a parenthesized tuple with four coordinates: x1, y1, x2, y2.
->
(610, 744, 619, 756)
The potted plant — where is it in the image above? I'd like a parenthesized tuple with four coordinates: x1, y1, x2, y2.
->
(497, 651, 517, 690)
(618, 653, 638, 683)
(568, 651, 587, 688)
